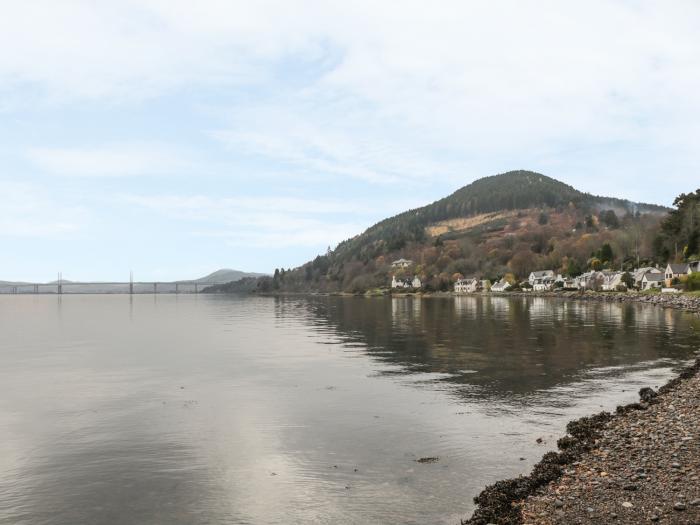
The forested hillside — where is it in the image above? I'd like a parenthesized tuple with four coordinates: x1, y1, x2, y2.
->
(207, 171, 677, 294)
(654, 189, 700, 262)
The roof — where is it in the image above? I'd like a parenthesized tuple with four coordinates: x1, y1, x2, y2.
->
(634, 267, 660, 279)
(643, 273, 665, 282)
(391, 258, 413, 264)
(530, 270, 554, 277)
(667, 263, 689, 273)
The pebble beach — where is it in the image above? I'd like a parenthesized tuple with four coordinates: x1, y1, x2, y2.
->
(465, 294, 700, 525)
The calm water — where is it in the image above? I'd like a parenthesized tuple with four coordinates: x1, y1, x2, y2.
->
(0, 295, 698, 524)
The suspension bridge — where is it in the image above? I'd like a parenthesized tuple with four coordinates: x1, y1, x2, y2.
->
(0, 272, 230, 295)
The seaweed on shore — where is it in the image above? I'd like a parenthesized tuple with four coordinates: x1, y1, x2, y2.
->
(462, 355, 700, 525)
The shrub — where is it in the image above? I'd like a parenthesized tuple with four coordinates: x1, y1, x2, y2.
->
(686, 273, 700, 291)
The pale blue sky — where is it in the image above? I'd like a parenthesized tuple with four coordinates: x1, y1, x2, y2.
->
(2, 1, 699, 281)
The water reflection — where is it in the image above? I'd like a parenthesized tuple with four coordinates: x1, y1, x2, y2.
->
(0, 295, 697, 525)
(300, 296, 699, 396)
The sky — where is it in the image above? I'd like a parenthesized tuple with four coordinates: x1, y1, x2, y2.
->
(2, 1, 700, 282)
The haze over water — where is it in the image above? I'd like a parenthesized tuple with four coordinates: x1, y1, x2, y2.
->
(1, 295, 698, 524)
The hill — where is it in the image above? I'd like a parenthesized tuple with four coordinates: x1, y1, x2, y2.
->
(184, 269, 267, 283)
(331, 171, 665, 267)
(206, 171, 671, 294)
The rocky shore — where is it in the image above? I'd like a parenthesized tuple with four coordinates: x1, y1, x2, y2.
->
(389, 289, 700, 314)
(509, 290, 700, 314)
(464, 355, 700, 525)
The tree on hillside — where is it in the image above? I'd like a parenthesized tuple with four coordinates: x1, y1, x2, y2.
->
(599, 243, 614, 264)
(654, 189, 700, 261)
(600, 209, 620, 229)
(509, 250, 536, 278)
(566, 258, 584, 277)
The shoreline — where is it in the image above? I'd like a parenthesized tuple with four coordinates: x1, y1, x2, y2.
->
(463, 334, 700, 524)
(250, 289, 700, 314)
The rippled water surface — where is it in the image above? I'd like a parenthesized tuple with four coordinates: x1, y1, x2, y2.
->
(1, 295, 698, 524)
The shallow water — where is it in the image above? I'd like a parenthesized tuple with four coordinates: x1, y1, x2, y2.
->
(0, 294, 698, 524)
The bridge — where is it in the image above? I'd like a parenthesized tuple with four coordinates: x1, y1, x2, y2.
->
(0, 273, 230, 294)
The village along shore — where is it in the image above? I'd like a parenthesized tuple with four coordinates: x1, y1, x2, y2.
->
(382, 288, 700, 314)
(461, 293, 700, 525)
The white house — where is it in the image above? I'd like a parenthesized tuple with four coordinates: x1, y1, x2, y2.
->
(665, 263, 691, 286)
(490, 279, 511, 292)
(392, 275, 421, 289)
(633, 267, 661, 289)
(454, 278, 480, 293)
(601, 272, 627, 291)
(529, 270, 556, 291)
(391, 258, 414, 269)
(561, 277, 578, 290)
(641, 272, 664, 290)
(576, 271, 605, 291)
(528, 270, 555, 286)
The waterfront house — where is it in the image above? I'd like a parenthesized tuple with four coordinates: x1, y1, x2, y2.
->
(562, 277, 578, 290)
(633, 267, 661, 289)
(577, 271, 605, 291)
(641, 272, 664, 290)
(528, 270, 555, 286)
(490, 279, 511, 292)
(574, 272, 591, 289)
(665, 263, 692, 287)
(391, 275, 422, 289)
(454, 278, 480, 293)
(601, 271, 628, 291)
(391, 258, 414, 268)
(529, 270, 556, 291)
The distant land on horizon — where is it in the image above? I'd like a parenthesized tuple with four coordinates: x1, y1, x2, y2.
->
(205, 170, 697, 294)
(0, 268, 267, 286)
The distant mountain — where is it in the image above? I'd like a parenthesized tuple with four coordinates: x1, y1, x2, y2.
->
(186, 269, 267, 283)
(1, 270, 265, 287)
(206, 170, 675, 294)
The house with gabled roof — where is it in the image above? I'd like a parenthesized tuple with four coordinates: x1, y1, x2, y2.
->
(665, 263, 692, 286)
(490, 279, 511, 292)
(633, 267, 661, 289)
(454, 278, 480, 293)
(641, 272, 664, 290)
(391, 275, 421, 289)
(529, 270, 556, 291)
(391, 258, 414, 268)
(528, 270, 555, 285)
(576, 271, 605, 291)
(601, 271, 628, 291)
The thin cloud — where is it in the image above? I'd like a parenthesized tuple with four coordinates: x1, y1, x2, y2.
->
(27, 144, 187, 177)
(0, 182, 88, 238)
(123, 192, 372, 248)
